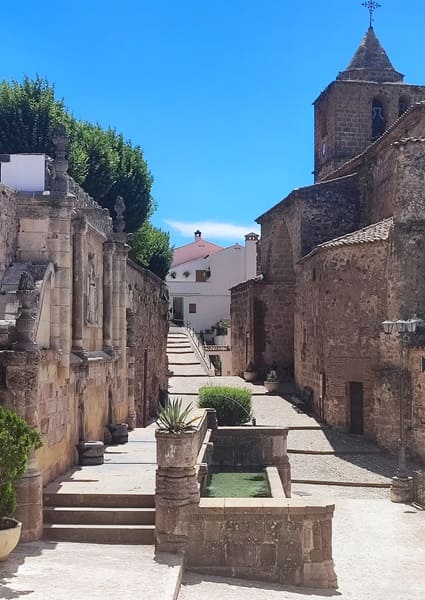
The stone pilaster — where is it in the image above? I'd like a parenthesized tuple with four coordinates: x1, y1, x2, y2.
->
(126, 309, 136, 429)
(72, 217, 87, 352)
(103, 241, 114, 352)
(112, 244, 121, 350)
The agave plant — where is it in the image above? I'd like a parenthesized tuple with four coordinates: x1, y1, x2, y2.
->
(156, 398, 200, 433)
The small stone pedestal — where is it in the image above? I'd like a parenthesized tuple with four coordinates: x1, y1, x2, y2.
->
(391, 476, 414, 503)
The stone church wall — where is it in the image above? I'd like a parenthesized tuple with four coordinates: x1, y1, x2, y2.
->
(295, 241, 388, 434)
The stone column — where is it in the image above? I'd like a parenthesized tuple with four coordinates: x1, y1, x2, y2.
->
(5, 352, 43, 542)
(103, 241, 114, 352)
(72, 217, 87, 352)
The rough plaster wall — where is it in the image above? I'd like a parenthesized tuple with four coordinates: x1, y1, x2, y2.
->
(127, 260, 168, 425)
(0, 185, 17, 270)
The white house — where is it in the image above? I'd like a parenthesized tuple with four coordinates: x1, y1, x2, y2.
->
(166, 230, 258, 333)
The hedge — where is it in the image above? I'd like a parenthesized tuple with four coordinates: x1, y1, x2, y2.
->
(198, 386, 252, 426)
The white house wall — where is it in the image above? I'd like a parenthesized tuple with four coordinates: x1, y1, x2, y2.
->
(167, 243, 251, 332)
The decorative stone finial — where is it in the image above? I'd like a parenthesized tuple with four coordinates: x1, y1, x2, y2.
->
(52, 123, 69, 196)
(114, 196, 126, 233)
(14, 271, 38, 352)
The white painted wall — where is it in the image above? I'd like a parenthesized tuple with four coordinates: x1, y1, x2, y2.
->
(167, 239, 257, 333)
(1, 154, 46, 192)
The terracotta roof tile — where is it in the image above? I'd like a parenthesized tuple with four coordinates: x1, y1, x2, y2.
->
(318, 217, 393, 250)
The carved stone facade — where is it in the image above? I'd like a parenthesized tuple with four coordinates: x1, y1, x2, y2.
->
(0, 141, 168, 540)
(231, 28, 425, 464)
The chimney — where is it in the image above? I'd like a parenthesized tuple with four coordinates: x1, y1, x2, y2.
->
(244, 232, 259, 280)
(194, 230, 202, 240)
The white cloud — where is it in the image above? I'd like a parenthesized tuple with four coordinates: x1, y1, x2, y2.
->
(165, 219, 260, 240)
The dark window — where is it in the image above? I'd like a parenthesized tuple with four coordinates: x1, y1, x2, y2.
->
(372, 99, 386, 140)
(399, 96, 410, 117)
(421, 357, 425, 373)
(189, 303, 196, 314)
(196, 270, 206, 282)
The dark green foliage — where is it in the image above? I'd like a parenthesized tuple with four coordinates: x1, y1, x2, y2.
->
(0, 77, 153, 232)
(198, 386, 252, 426)
(130, 221, 173, 279)
(0, 406, 43, 520)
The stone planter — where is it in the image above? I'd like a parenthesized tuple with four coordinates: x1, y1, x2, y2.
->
(108, 423, 129, 444)
(244, 371, 257, 382)
(0, 518, 22, 562)
(156, 429, 199, 469)
(77, 441, 105, 466)
(264, 380, 280, 394)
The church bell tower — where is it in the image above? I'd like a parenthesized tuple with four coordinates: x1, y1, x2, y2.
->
(313, 23, 425, 182)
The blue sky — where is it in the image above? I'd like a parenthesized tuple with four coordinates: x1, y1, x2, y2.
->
(2, 0, 425, 247)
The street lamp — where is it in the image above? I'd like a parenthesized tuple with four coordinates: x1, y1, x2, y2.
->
(382, 317, 420, 501)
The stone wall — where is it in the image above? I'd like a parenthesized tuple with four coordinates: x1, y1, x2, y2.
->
(186, 499, 337, 589)
(231, 280, 295, 376)
(127, 260, 169, 425)
(0, 184, 17, 271)
(295, 240, 388, 434)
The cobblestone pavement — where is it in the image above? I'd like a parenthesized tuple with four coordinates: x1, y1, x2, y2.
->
(179, 500, 425, 600)
(290, 453, 392, 484)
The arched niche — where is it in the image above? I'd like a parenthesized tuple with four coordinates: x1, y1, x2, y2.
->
(399, 95, 411, 117)
(371, 97, 387, 141)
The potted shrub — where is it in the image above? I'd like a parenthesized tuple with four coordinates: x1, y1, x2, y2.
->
(264, 368, 280, 394)
(243, 361, 258, 382)
(155, 398, 201, 468)
(0, 405, 42, 561)
(214, 319, 230, 345)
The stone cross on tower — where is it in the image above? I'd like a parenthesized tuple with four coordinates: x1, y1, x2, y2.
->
(362, 0, 382, 28)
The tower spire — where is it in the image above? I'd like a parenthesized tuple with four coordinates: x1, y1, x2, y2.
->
(362, 1, 382, 29)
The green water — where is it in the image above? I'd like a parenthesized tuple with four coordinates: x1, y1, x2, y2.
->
(203, 471, 271, 498)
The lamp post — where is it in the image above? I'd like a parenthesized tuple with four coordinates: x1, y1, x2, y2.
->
(382, 318, 419, 502)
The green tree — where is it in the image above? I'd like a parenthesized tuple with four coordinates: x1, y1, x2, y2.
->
(131, 222, 173, 280)
(0, 77, 153, 232)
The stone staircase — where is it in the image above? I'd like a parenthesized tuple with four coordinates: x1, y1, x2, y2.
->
(167, 329, 212, 377)
(43, 492, 155, 544)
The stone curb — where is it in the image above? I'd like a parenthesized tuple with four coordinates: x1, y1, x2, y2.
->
(292, 479, 391, 488)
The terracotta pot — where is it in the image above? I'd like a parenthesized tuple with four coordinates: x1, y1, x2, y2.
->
(244, 371, 257, 382)
(0, 518, 22, 562)
(156, 429, 199, 468)
(264, 380, 280, 394)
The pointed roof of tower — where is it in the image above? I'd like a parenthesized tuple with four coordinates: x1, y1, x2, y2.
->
(337, 27, 404, 83)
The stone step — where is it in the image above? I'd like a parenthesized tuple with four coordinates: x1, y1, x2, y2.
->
(44, 506, 155, 525)
(43, 523, 155, 544)
(43, 493, 155, 509)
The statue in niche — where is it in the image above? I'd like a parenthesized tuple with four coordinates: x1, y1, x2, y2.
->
(86, 253, 98, 325)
